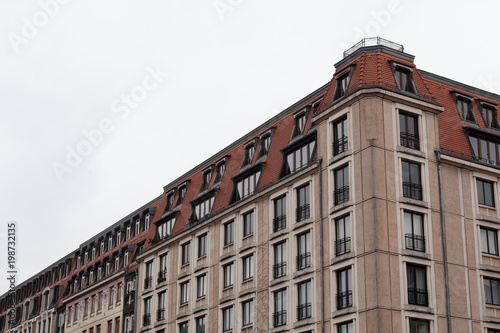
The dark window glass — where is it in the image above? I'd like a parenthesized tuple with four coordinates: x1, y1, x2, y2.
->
(485, 277, 500, 305)
(481, 227, 499, 255)
(338, 321, 353, 333)
(407, 264, 428, 306)
(181, 243, 190, 265)
(297, 232, 311, 270)
(335, 215, 351, 256)
(469, 136, 500, 165)
(456, 97, 475, 122)
(273, 241, 286, 279)
(409, 318, 429, 333)
(402, 160, 422, 200)
(394, 67, 415, 93)
(243, 211, 254, 237)
(242, 300, 253, 326)
(198, 234, 207, 258)
(477, 179, 495, 207)
(243, 144, 255, 166)
(222, 307, 233, 331)
(242, 254, 254, 281)
(337, 267, 352, 309)
(224, 221, 234, 246)
(297, 280, 311, 320)
(334, 72, 351, 100)
(334, 165, 349, 205)
(404, 211, 425, 252)
(273, 196, 286, 232)
(296, 184, 310, 222)
(284, 141, 316, 176)
(400, 112, 420, 150)
(482, 105, 500, 129)
(235, 171, 261, 201)
(333, 117, 348, 155)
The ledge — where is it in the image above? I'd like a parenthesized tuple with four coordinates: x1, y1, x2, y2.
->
(401, 249, 431, 260)
(397, 146, 426, 158)
(220, 251, 235, 262)
(477, 214, 500, 225)
(331, 252, 355, 265)
(239, 243, 256, 254)
(270, 228, 290, 240)
(398, 197, 428, 208)
(330, 201, 354, 214)
(480, 264, 500, 274)
(293, 318, 314, 329)
(293, 267, 314, 279)
(332, 306, 357, 318)
(329, 150, 352, 165)
(403, 304, 434, 314)
(293, 218, 313, 231)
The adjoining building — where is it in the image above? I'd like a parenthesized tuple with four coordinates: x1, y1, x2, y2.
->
(3, 37, 500, 333)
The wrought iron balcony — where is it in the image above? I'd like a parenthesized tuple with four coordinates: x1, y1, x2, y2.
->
(273, 215, 286, 232)
(273, 310, 287, 327)
(273, 261, 286, 279)
(297, 303, 311, 320)
(144, 276, 153, 289)
(405, 233, 425, 252)
(156, 308, 165, 321)
(335, 237, 351, 256)
(296, 252, 311, 270)
(402, 182, 422, 200)
(408, 287, 428, 306)
(334, 186, 350, 205)
(333, 136, 348, 155)
(400, 131, 420, 150)
(296, 204, 310, 222)
(336, 290, 353, 309)
(142, 314, 151, 326)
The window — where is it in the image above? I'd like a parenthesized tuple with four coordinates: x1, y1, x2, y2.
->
(124, 251, 129, 265)
(293, 112, 307, 137)
(400, 112, 419, 150)
(200, 169, 212, 192)
(394, 66, 415, 93)
(166, 191, 175, 211)
(108, 236, 113, 250)
(196, 316, 205, 333)
(126, 225, 131, 241)
(243, 211, 254, 237)
(84, 251, 88, 265)
(181, 242, 190, 266)
(67, 307, 72, 324)
(242, 300, 253, 326)
(222, 307, 233, 332)
(116, 231, 121, 246)
(485, 276, 500, 305)
(259, 134, 271, 157)
(338, 321, 353, 333)
(409, 318, 429, 333)
(334, 72, 351, 100)
(91, 295, 96, 313)
(243, 144, 255, 166)
(297, 280, 311, 320)
(192, 196, 215, 221)
(180, 281, 189, 305)
(456, 96, 475, 122)
(197, 274, 206, 298)
(96, 325, 101, 333)
(144, 261, 153, 289)
(100, 241, 105, 256)
(296, 184, 310, 222)
(407, 264, 428, 306)
(98, 292, 103, 310)
(158, 254, 167, 281)
(89, 270, 94, 284)
(179, 322, 188, 333)
(145, 213, 150, 230)
(92, 247, 97, 260)
(402, 160, 422, 200)
(469, 135, 500, 165)
(224, 221, 234, 246)
(135, 220, 140, 236)
(335, 215, 351, 256)
(337, 267, 352, 309)
(477, 179, 495, 207)
(223, 263, 234, 288)
(333, 117, 348, 155)
(284, 141, 316, 176)
(488, 330, 500, 333)
(175, 184, 187, 207)
(273, 196, 286, 232)
(97, 266, 102, 280)
(242, 254, 254, 281)
(115, 317, 120, 333)
(481, 227, 499, 255)
(214, 161, 226, 184)
(117, 283, 122, 302)
(84, 298, 89, 316)
(106, 262, 111, 276)
(107, 321, 112, 333)
(480, 103, 500, 129)
(297, 232, 311, 270)
(157, 292, 165, 321)
(77, 255, 81, 268)
(273, 289, 287, 327)
(109, 287, 114, 306)
(158, 216, 176, 239)
(234, 171, 261, 201)
(198, 234, 207, 258)
(273, 241, 286, 279)
(334, 165, 349, 205)
(404, 211, 425, 252)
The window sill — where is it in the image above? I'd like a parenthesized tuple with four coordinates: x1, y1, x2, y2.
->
(270, 228, 289, 240)
(330, 200, 353, 214)
(293, 267, 313, 279)
(399, 196, 428, 208)
(332, 305, 356, 317)
(330, 149, 352, 165)
(401, 249, 430, 260)
(331, 252, 354, 265)
(293, 317, 314, 329)
(197, 255, 207, 261)
(404, 304, 434, 314)
(293, 218, 313, 231)
(477, 214, 500, 224)
(460, 120, 479, 127)
(478, 203, 497, 210)
(196, 295, 207, 301)
(241, 325, 254, 333)
(271, 325, 289, 333)
(397, 145, 425, 158)
(242, 233, 254, 241)
(480, 264, 500, 273)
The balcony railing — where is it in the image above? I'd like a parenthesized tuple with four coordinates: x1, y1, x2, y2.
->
(335, 237, 351, 256)
(157, 270, 167, 282)
(273, 261, 286, 279)
(126, 290, 135, 304)
(334, 186, 350, 205)
(297, 303, 311, 320)
(296, 252, 311, 270)
(273, 215, 286, 232)
(156, 308, 165, 321)
(405, 233, 425, 252)
(408, 287, 428, 306)
(402, 182, 422, 200)
(142, 314, 151, 326)
(296, 204, 310, 222)
(144, 277, 153, 289)
(333, 136, 348, 155)
(336, 290, 353, 309)
(400, 131, 420, 150)
(343, 37, 404, 58)
(273, 310, 287, 327)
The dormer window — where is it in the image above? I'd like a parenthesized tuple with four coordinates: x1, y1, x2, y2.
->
(108, 236, 113, 250)
(258, 130, 274, 159)
(214, 158, 228, 184)
(478, 100, 500, 129)
(116, 231, 121, 246)
(106, 262, 111, 276)
(191, 195, 215, 222)
(84, 251, 89, 265)
(100, 241, 105, 255)
(312, 98, 323, 113)
(135, 220, 140, 236)
(292, 111, 307, 138)
(175, 182, 189, 207)
(334, 71, 351, 100)
(393, 65, 416, 94)
(166, 191, 175, 211)
(92, 247, 96, 261)
(97, 267, 102, 280)
(145, 214, 151, 230)
(126, 225, 131, 241)
(77, 255, 81, 268)
(81, 275, 86, 288)
(115, 256, 120, 271)
(158, 216, 176, 239)
(200, 168, 213, 192)
(89, 271, 94, 284)
(243, 143, 256, 167)
(455, 94, 475, 123)
(124, 251, 129, 265)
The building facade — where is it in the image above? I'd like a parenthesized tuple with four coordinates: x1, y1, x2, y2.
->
(3, 38, 500, 332)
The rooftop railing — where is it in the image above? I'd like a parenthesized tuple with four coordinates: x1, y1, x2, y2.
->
(343, 37, 404, 58)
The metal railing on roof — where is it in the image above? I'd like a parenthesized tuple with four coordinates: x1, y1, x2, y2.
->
(343, 37, 404, 58)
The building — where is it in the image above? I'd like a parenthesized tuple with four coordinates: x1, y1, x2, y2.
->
(3, 37, 500, 333)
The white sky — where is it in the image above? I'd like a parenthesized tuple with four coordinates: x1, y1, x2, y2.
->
(1, 0, 499, 293)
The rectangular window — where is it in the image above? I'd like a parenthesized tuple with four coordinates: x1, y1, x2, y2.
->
(485, 277, 500, 305)
(166, 192, 175, 211)
(477, 179, 495, 207)
(84, 298, 89, 316)
(333, 117, 348, 155)
(197, 274, 206, 298)
(481, 227, 499, 255)
(126, 225, 131, 241)
(179, 322, 188, 333)
(222, 307, 233, 332)
(407, 264, 428, 306)
(116, 231, 121, 246)
(158, 254, 167, 281)
(469, 136, 500, 165)
(176, 185, 187, 207)
(243, 144, 255, 166)
(402, 160, 422, 200)
(334, 72, 351, 100)
(224, 221, 234, 246)
(96, 325, 101, 333)
(156, 292, 165, 321)
(273, 241, 287, 279)
(335, 215, 351, 256)
(144, 261, 153, 289)
(223, 263, 234, 288)
(273, 289, 287, 327)
(91, 295, 96, 313)
(196, 316, 205, 333)
(394, 66, 415, 93)
(107, 321, 112, 333)
(115, 317, 120, 333)
(293, 112, 307, 138)
(117, 283, 122, 302)
(259, 134, 271, 157)
(142, 298, 151, 326)
(98, 292, 103, 310)
(145, 213, 150, 230)
(181, 243, 190, 265)
(338, 321, 353, 333)
(135, 220, 140, 236)
(334, 165, 350, 205)
(409, 318, 429, 333)
(192, 196, 215, 221)
(198, 234, 207, 258)
(200, 169, 212, 192)
(180, 281, 189, 305)
(242, 254, 254, 281)
(109, 287, 114, 306)
(243, 211, 254, 237)
(337, 267, 352, 309)
(297, 280, 311, 320)
(214, 161, 226, 183)
(234, 171, 261, 201)
(404, 211, 425, 252)
(296, 184, 310, 222)
(456, 96, 475, 122)
(242, 300, 253, 326)
(284, 141, 316, 176)
(273, 196, 286, 232)
(297, 232, 311, 270)
(481, 104, 500, 129)
(400, 112, 419, 150)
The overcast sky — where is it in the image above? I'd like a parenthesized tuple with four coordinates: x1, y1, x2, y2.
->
(1, 0, 499, 293)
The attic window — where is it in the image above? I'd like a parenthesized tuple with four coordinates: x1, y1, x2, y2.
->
(258, 129, 274, 158)
(190, 192, 216, 223)
(165, 190, 176, 211)
(292, 111, 307, 138)
(391, 63, 416, 94)
(312, 98, 323, 113)
(200, 168, 213, 192)
(478, 100, 500, 129)
(334, 71, 351, 100)
(242, 143, 256, 167)
(158, 215, 176, 239)
(175, 182, 189, 207)
(213, 158, 228, 184)
(453, 92, 476, 123)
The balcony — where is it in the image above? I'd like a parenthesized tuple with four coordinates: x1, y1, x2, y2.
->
(333, 136, 348, 156)
(142, 314, 151, 326)
(157, 270, 167, 283)
(273, 310, 287, 327)
(402, 182, 422, 200)
(400, 131, 420, 150)
(273, 215, 286, 232)
(296, 252, 311, 270)
(336, 290, 353, 309)
(144, 276, 153, 289)
(408, 287, 428, 306)
(296, 204, 310, 222)
(297, 303, 311, 320)
(156, 308, 165, 321)
(273, 261, 286, 279)
(335, 237, 351, 256)
(405, 233, 425, 252)
(343, 37, 404, 58)
(334, 186, 350, 205)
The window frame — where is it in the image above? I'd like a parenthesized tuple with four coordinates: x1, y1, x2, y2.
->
(477, 178, 495, 207)
(273, 195, 287, 232)
(336, 266, 352, 309)
(242, 254, 254, 281)
(224, 220, 234, 246)
(273, 241, 287, 279)
(453, 93, 476, 123)
(409, 318, 429, 333)
(223, 262, 234, 288)
(334, 70, 352, 100)
(479, 101, 500, 129)
(273, 288, 287, 327)
(243, 211, 254, 237)
(241, 299, 254, 327)
(198, 233, 207, 258)
(296, 183, 311, 222)
(297, 231, 311, 270)
(404, 211, 425, 252)
(402, 160, 423, 200)
(392, 64, 416, 94)
(196, 274, 206, 299)
(181, 242, 191, 266)
(399, 111, 420, 150)
(481, 227, 499, 256)
(297, 280, 312, 320)
(333, 116, 348, 155)
(180, 281, 189, 305)
(222, 306, 233, 332)
(407, 263, 428, 306)
(335, 215, 351, 256)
